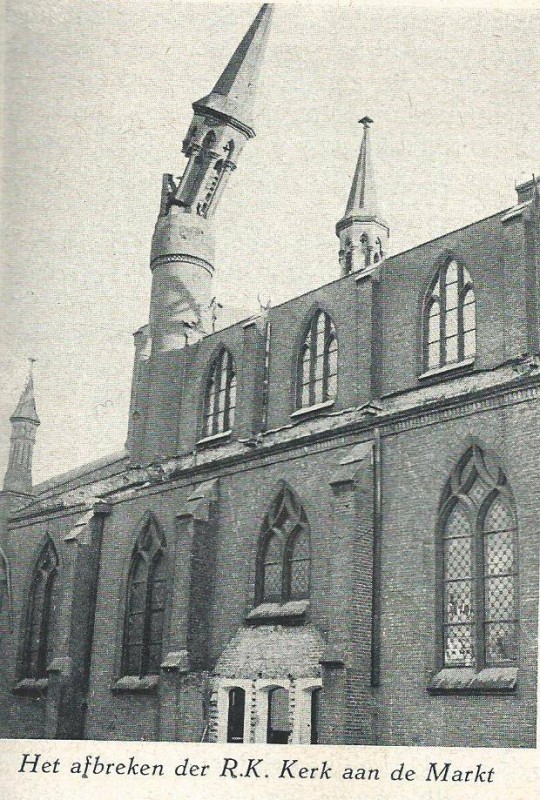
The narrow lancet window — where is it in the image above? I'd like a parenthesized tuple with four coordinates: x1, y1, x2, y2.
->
(297, 311, 338, 409)
(423, 259, 476, 371)
(203, 349, 236, 437)
(123, 515, 167, 677)
(257, 485, 311, 605)
(23, 537, 58, 679)
(439, 445, 518, 670)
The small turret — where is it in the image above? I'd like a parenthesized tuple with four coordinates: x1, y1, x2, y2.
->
(149, 4, 274, 353)
(336, 117, 389, 276)
(3, 364, 40, 494)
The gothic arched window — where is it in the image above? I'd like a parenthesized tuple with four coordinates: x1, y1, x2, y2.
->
(203, 348, 236, 437)
(297, 311, 338, 409)
(22, 538, 58, 679)
(424, 258, 476, 371)
(257, 485, 311, 605)
(439, 445, 518, 669)
(122, 516, 167, 677)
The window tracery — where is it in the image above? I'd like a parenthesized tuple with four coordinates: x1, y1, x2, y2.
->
(22, 537, 58, 679)
(424, 258, 476, 371)
(257, 485, 311, 605)
(440, 445, 518, 669)
(203, 348, 236, 437)
(297, 311, 337, 409)
(122, 516, 167, 677)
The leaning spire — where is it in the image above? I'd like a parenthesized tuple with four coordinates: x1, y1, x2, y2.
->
(148, 4, 274, 355)
(193, 4, 274, 137)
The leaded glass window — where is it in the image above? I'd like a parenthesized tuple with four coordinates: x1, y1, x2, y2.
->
(258, 485, 311, 604)
(203, 349, 236, 437)
(23, 537, 58, 679)
(297, 311, 338, 409)
(123, 515, 167, 677)
(424, 259, 476, 371)
(439, 445, 518, 669)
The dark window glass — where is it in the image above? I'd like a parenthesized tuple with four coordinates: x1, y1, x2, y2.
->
(123, 517, 167, 677)
(227, 687, 246, 743)
(203, 349, 236, 437)
(267, 687, 290, 744)
(311, 688, 321, 744)
(23, 538, 58, 679)
(257, 485, 311, 605)
(296, 311, 338, 408)
(423, 260, 476, 370)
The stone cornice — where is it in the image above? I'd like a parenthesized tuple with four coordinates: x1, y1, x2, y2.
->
(149, 253, 214, 276)
(8, 369, 539, 522)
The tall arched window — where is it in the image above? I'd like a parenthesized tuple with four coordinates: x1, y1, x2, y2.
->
(257, 485, 311, 605)
(424, 258, 476, 371)
(203, 348, 236, 437)
(123, 515, 167, 677)
(297, 311, 338, 409)
(22, 537, 58, 679)
(439, 445, 518, 669)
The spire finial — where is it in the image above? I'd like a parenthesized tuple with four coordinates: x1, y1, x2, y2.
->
(359, 116, 374, 128)
(28, 357, 37, 377)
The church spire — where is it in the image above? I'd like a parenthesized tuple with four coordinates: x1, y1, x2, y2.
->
(148, 5, 274, 354)
(3, 363, 40, 494)
(336, 117, 389, 276)
(194, 3, 274, 138)
(345, 116, 378, 217)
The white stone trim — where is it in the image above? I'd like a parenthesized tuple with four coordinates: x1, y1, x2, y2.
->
(196, 429, 232, 447)
(418, 358, 474, 381)
(251, 677, 323, 744)
(290, 399, 335, 419)
(214, 679, 253, 744)
(290, 678, 323, 744)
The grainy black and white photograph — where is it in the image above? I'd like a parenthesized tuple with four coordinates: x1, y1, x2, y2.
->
(1, 0, 539, 772)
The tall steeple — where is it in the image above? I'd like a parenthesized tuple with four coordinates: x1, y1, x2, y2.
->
(336, 117, 389, 276)
(3, 364, 40, 494)
(149, 4, 273, 353)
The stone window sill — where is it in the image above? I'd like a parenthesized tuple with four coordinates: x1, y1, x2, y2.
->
(246, 599, 310, 623)
(196, 430, 231, 448)
(290, 400, 334, 419)
(111, 675, 159, 694)
(418, 358, 474, 382)
(12, 678, 49, 696)
(427, 667, 517, 695)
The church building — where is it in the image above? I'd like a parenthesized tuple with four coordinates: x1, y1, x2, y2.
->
(0, 4, 538, 747)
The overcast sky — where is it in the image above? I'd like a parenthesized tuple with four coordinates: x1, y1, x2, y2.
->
(2, 0, 539, 484)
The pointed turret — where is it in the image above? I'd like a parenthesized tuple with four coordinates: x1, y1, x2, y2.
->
(10, 375, 40, 425)
(148, 4, 273, 354)
(336, 117, 389, 276)
(3, 365, 40, 494)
